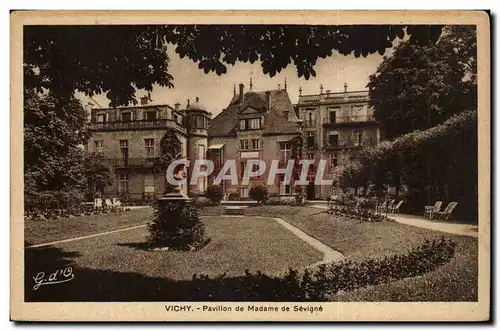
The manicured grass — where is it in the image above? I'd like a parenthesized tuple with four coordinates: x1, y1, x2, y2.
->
(25, 215, 323, 301)
(25, 208, 154, 246)
(203, 205, 478, 301)
(25, 204, 478, 301)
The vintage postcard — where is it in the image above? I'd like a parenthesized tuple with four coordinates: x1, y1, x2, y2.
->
(10, 10, 490, 322)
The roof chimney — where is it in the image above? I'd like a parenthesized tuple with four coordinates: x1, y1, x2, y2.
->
(266, 91, 272, 111)
(187, 99, 190, 107)
(239, 83, 244, 104)
(174, 102, 180, 111)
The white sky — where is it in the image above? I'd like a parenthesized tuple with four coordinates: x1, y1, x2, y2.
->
(77, 42, 393, 117)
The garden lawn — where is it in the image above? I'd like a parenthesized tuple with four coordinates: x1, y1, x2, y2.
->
(201, 205, 478, 301)
(24, 208, 154, 246)
(26, 215, 323, 301)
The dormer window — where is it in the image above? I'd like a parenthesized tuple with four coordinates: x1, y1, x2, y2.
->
(239, 119, 247, 130)
(96, 113, 107, 123)
(250, 118, 261, 129)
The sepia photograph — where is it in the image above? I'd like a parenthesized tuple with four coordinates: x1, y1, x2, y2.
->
(10, 10, 490, 321)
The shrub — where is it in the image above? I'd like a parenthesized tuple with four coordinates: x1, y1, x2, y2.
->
(205, 185, 223, 203)
(182, 237, 457, 301)
(147, 201, 209, 251)
(249, 184, 268, 203)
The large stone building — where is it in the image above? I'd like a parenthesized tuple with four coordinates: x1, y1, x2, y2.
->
(87, 95, 211, 200)
(295, 83, 380, 199)
(207, 83, 304, 198)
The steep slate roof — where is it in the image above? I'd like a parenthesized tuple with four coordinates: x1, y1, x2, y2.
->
(209, 89, 301, 137)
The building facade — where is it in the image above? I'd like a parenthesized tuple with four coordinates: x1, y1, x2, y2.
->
(87, 96, 211, 200)
(295, 83, 380, 199)
(207, 83, 303, 198)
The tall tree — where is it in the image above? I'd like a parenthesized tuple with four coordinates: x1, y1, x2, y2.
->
(24, 89, 90, 209)
(367, 25, 477, 139)
(24, 25, 443, 107)
(24, 89, 89, 192)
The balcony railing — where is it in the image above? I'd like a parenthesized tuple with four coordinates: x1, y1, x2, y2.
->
(323, 139, 376, 149)
(89, 119, 185, 132)
(322, 115, 376, 125)
(97, 157, 160, 168)
(302, 120, 317, 128)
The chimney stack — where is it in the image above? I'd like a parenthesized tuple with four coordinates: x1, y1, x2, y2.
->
(239, 83, 245, 104)
(174, 102, 180, 111)
(266, 91, 271, 111)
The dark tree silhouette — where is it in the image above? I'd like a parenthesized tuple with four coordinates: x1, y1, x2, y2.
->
(24, 24, 444, 106)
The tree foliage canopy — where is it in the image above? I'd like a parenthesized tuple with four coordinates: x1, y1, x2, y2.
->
(368, 26, 477, 139)
(24, 88, 89, 195)
(24, 24, 443, 106)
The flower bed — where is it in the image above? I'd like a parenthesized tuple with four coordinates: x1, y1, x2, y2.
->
(25, 203, 130, 221)
(265, 194, 305, 206)
(327, 205, 392, 222)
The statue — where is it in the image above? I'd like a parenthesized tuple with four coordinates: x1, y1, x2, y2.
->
(158, 130, 190, 201)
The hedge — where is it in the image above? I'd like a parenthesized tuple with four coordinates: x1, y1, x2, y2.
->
(181, 237, 456, 301)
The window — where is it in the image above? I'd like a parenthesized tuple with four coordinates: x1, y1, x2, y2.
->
(239, 119, 247, 130)
(328, 109, 338, 124)
(250, 118, 261, 129)
(144, 111, 157, 121)
(96, 113, 107, 123)
(196, 116, 205, 128)
(306, 132, 315, 149)
(330, 152, 338, 168)
(328, 131, 339, 146)
(145, 139, 154, 157)
(144, 174, 155, 194)
(354, 130, 363, 146)
(251, 139, 260, 150)
(305, 111, 315, 126)
(119, 140, 129, 160)
(94, 140, 104, 153)
(283, 111, 289, 119)
(279, 142, 292, 160)
(198, 144, 206, 160)
(121, 112, 132, 122)
(306, 153, 314, 160)
(240, 161, 247, 178)
(279, 175, 291, 195)
(118, 173, 129, 194)
(240, 139, 249, 150)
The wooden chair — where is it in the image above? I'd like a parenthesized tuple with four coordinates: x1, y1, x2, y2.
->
(390, 200, 403, 214)
(424, 201, 443, 219)
(435, 202, 458, 221)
